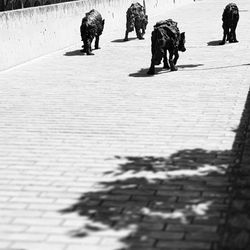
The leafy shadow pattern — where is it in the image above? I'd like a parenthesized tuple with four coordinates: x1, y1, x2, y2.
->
(60, 148, 236, 250)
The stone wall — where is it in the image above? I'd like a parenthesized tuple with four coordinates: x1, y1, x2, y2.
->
(0, 0, 194, 71)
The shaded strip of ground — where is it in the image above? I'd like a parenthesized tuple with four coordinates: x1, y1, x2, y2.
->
(221, 86, 250, 250)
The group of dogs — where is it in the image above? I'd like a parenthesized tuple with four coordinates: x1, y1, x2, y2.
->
(80, 2, 239, 75)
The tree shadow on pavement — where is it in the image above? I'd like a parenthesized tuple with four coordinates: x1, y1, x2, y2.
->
(60, 148, 236, 250)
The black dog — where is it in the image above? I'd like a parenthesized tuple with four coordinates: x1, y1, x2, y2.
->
(80, 9, 105, 55)
(124, 1, 148, 41)
(147, 19, 186, 75)
(220, 3, 239, 45)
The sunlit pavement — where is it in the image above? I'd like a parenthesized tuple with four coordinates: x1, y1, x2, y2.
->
(1, 0, 250, 249)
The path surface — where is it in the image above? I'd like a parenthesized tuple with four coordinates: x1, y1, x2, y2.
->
(1, 0, 250, 249)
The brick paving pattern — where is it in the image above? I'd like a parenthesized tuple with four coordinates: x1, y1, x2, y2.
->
(1, 0, 250, 249)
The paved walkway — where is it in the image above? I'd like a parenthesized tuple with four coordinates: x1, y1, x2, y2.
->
(1, 0, 250, 249)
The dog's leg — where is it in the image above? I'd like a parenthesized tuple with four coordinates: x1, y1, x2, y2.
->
(163, 50, 170, 69)
(230, 23, 238, 43)
(220, 24, 229, 45)
(141, 27, 145, 36)
(124, 30, 129, 41)
(94, 36, 100, 49)
(173, 51, 179, 66)
(135, 26, 144, 40)
(147, 58, 155, 75)
(227, 29, 231, 41)
(86, 39, 94, 55)
(169, 50, 178, 71)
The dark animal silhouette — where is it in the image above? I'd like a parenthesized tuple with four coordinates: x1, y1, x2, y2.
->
(147, 19, 186, 75)
(80, 9, 105, 55)
(220, 3, 239, 45)
(124, 1, 148, 41)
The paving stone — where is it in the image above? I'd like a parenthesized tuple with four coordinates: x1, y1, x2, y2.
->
(11, 242, 67, 250)
(166, 224, 218, 233)
(185, 231, 220, 241)
(148, 231, 184, 240)
(156, 240, 211, 249)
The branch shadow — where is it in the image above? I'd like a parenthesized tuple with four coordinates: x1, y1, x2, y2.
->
(177, 63, 204, 69)
(192, 63, 250, 71)
(60, 147, 236, 249)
